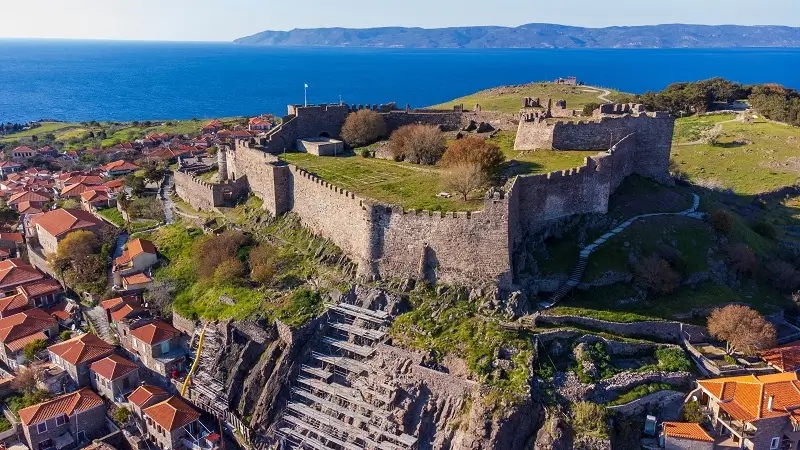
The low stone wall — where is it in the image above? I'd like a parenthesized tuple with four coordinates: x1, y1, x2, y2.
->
(536, 314, 709, 344)
(608, 389, 685, 416)
(171, 310, 197, 336)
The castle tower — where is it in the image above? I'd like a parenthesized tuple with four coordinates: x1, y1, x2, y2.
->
(218, 144, 229, 182)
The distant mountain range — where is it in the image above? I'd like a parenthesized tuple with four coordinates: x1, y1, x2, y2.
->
(234, 23, 800, 48)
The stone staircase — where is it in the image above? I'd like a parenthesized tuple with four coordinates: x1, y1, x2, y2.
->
(82, 305, 113, 343)
(538, 193, 703, 310)
(275, 302, 417, 450)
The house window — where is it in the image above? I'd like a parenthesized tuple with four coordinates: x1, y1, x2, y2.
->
(771, 437, 780, 449)
(36, 421, 47, 434)
(161, 341, 169, 354)
(55, 415, 66, 426)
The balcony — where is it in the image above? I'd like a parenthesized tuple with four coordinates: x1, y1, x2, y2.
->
(717, 411, 756, 439)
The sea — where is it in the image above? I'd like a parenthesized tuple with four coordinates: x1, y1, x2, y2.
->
(1, 39, 799, 123)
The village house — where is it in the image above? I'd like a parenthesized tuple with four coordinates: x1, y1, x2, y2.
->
(18, 278, 65, 308)
(0, 308, 58, 369)
(99, 160, 140, 178)
(760, 341, 800, 373)
(660, 422, 715, 450)
(142, 395, 206, 450)
(37, 146, 58, 158)
(45, 300, 80, 328)
(30, 208, 103, 255)
(248, 116, 273, 131)
(0, 160, 23, 179)
(11, 146, 35, 162)
(120, 271, 154, 291)
(0, 259, 46, 295)
(18, 387, 107, 450)
(127, 384, 170, 425)
(118, 319, 185, 377)
(80, 188, 114, 210)
(102, 178, 125, 193)
(202, 120, 223, 134)
(7, 191, 51, 211)
(47, 332, 115, 387)
(113, 238, 158, 285)
(0, 232, 24, 258)
(696, 372, 800, 450)
(0, 293, 29, 318)
(89, 353, 140, 402)
(100, 294, 140, 322)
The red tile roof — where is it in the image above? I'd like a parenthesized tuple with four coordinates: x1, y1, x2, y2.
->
(18, 388, 104, 425)
(122, 272, 152, 286)
(32, 208, 102, 238)
(7, 331, 48, 351)
(0, 308, 55, 345)
(90, 353, 138, 381)
(100, 160, 140, 172)
(0, 294, 28, 316)
(761, 341, 800, 373)
(46, 301, 74, 321)
(47, 333, 114, 365)
(17, 278, 62, 299)
(662, 422, 714, 442)
(100, 295, 139, 311)
(143, 396, 200, 431)
(110, 303, 147, 323)
(0, 232, 23, 243)
(698, 372, 800, 422)
(130, 320, 180, 345)
(81, 189, 111, 203)
(7, 191, 50, 205)
(127, 384, 168, 407)
(0, 260, 45, 289)
(127, 239, 156, 258)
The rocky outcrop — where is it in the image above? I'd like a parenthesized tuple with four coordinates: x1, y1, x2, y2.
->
(186, 285, 543, 449)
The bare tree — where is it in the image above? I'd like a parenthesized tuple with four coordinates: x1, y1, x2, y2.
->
(708, 305, 777, 355)
(12, 363, 44, 393)
(634, 255, 681, 295)
(442, 162, 487, 201)
(387, 124, 445, 165)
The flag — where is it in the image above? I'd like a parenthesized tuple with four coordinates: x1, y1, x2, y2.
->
(304, 83, 309, 88)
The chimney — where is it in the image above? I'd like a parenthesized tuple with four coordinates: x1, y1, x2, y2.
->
(768, 395, 775, 412)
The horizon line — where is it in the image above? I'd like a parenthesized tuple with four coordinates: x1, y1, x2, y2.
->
(2, 22, 800, 43)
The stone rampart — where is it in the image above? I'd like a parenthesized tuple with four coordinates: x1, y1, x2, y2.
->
(382, 110, 463, 132)
(173, 170, 249, 212)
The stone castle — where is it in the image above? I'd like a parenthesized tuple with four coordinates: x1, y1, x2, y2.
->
(174, 101, 675, 290)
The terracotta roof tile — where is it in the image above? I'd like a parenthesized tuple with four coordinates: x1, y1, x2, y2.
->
(130, 320, 180, 345)
(0, 308, 56, 344)
(662, 422, 714, 442)
(18, 278, 62, 298)
(110, 303, 147, 322)
(122, 272, 152, 286)
(0, 294, 28, 316)
(47, 333, 114, 365)
(90, 354, 138, 381)
(7, 331, 48, 351)
(143, 396, 200, 431)
(127, 385, 168, 407)
(100, 160, 139, 172)
(31, 208, 102, 238)
(698, 372, 800, 422)
(18, 388, 103, 425)
(127, 239, 156, 258)
(761, 341, 800, 372)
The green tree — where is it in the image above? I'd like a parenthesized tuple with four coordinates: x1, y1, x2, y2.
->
(23, 339, 47, 361)
(113, 406, 131, 425)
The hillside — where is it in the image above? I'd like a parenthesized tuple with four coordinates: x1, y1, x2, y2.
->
(234, 23, 800, 48)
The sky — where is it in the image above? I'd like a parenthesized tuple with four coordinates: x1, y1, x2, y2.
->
(1, 0, 799, 42)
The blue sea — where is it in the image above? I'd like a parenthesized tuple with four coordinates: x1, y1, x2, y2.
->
(1, 39, 799, 123)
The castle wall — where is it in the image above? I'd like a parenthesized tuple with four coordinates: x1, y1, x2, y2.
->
(228, 145, 291, 215)
(551, 117, 633, 150)
(287, 167, 374, 275)
(173, 171, 222, 211)
(382, 110, 463, 132)
(591, 133, 637, 192)
(514, 120, 554, 150)
(632, 112, 675, 183)
(370, 194, 512, 285)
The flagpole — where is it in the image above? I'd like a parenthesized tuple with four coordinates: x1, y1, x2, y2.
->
(304, 83, 308, 107)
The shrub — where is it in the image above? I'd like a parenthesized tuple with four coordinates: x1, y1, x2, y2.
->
(765, 260, 800, 292)
(340, 109, 386, 147)
(59, 330, 72, 341)
(682, 401, 705, 423)
(213, 258, 247, 285)
(249, 243, 279, 284)
(582, 102, 601, 115)
(23, 339, 47, 361)
(608, 383, 672, 406)
(709, 209, 734, 234)
(113, 406, 130, 425)
(726, 243, 759, 278)
(387, 124, 445, 165)
(751, 221, 777, 239)
(359, 148, 371, 158)
(655, 347, 692, 372)
(193, 231, 248, 280)
(723, 354, 737, 365)
(572, 401, 609, 438)
(442, 162, 487, 201)
(634, 255, 681, 295)
(441, 135, 506, 180)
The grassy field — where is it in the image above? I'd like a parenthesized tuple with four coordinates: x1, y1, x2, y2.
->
(97, 207, 125, 227)
(280, 137, 598, 211)
(672, 114, 737, 143)
(490, 131, 599, 176)
(431, 82, 628, 114)
(0, 122, 82, 143)
(671, 117, 800, 195)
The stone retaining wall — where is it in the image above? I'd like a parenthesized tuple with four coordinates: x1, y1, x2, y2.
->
(536, 314, 709, 344)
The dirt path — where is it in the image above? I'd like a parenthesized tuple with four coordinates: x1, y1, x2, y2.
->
(582, 86, 613, 103)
